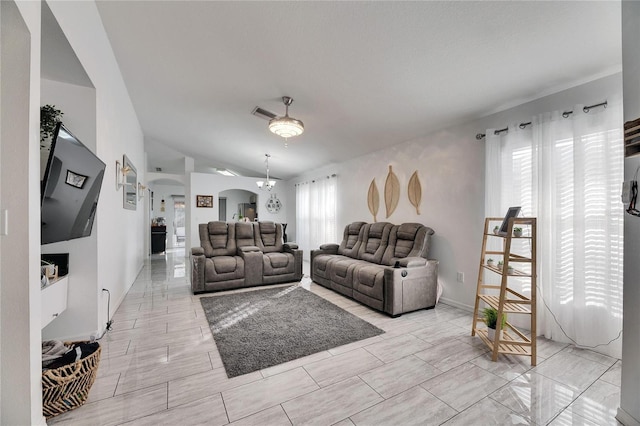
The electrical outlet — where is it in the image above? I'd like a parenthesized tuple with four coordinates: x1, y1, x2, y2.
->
(457, 272, 464, 283)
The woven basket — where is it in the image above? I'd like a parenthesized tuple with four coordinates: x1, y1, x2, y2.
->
(42, 341, 101, 419)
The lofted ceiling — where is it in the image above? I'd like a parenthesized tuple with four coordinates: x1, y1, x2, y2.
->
(95, 1, 621, 180)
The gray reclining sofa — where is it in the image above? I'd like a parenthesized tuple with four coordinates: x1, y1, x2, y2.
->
(191, 221, 303, 293)
(311, 222, 438, 316)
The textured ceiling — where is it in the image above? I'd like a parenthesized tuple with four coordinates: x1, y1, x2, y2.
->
(95, 1, 621, 180)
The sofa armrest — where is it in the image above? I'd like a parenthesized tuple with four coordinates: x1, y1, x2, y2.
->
(238, 245, 260, 254)
(383, 260, 439, 316)
(319, 243, 339, 253)
(237, 247, 263, 286)
(395, 257, 427, 268)
(190, 250, 206, 293)
(283, 243, 299, 250)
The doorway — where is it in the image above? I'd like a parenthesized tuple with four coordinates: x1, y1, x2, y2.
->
(173, 196, 185, 248)
(219, 197, 227, 221)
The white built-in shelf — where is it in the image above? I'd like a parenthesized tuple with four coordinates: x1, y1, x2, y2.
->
(41, 275, 68, 329)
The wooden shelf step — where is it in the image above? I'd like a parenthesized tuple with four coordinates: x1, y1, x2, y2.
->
(479, 295, 532, 314)
(476, 329, 533, 356)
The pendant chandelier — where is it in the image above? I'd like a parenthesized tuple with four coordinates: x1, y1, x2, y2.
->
(256, 154, 276, 191)
(268, 96, 304, 139)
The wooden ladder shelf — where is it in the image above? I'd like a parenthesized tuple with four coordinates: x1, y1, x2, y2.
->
(471, 217, 537, 365)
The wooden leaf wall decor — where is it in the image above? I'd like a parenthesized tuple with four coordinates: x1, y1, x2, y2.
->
(408, 171, 422, 215)
(367, 179, 380, 222)
(384, 165, 400, 218)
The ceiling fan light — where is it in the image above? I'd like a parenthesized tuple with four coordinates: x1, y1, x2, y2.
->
(269, 116, 304, 138)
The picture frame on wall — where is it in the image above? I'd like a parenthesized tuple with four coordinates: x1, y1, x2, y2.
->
(65, 170, 88, 189)
(196, 195, 214, 208)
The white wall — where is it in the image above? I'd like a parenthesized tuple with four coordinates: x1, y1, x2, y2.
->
(188, 173, 286, 251)
(44, 1, 145, 341)
(0, 3, 144, 421)
(40, 78, 101, 340)
(287, 73, 622, 311)
(1, 1, 44, 423)
(619, 2, 640, 425)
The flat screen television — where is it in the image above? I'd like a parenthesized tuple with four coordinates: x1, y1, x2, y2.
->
(41, 123, 106, 245)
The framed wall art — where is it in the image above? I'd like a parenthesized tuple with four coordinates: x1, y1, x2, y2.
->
(196, 195, 213, 208)
(65, 170, 87, 189)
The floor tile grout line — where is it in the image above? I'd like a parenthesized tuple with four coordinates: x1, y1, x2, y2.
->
(218, 391, 231, 425)
(544, 361, 623, 425)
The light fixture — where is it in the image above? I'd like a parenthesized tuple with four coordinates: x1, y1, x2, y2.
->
(138, 182, 146, 200)
(269, 96, 304, 139)
(216, 169, 237, 177)
(256, 154, 276, 191)
(115, 160, 131, 190)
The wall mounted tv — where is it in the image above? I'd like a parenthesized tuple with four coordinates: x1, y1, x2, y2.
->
(41, 123, 106, 245)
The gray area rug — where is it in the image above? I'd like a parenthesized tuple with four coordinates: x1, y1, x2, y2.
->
(200, 285, 384, 378)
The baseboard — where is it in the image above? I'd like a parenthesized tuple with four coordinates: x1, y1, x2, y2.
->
(617, 407, 640, 426)
(439, 297, 474, 312)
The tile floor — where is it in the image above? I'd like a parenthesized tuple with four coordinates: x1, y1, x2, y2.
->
(49, 250, 622, 425)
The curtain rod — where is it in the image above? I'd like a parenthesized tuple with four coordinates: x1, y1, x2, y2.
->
(294, 173, 337, 186)
(475, 100, 608, 140)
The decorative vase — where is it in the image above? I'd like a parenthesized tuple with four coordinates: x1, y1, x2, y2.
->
(487, 327, 501, 341)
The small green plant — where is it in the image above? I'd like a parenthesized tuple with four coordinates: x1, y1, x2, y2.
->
(513, 227, 522, 232)
(483, 307, 507, 330)
(497, 260, 504, 267)
(40, 105, 64, 147)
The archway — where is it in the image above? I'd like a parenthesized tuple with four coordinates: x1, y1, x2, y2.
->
(219, 189, 259, 221)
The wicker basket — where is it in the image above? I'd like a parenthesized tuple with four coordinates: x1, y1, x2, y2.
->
(42, 341, 101, 419)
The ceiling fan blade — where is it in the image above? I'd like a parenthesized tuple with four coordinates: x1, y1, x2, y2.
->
(251, 107, 277, 120)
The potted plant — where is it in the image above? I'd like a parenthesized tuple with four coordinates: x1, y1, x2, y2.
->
(513, 227, 523, 237)
(487, 258, 495, 267)
(507, 265, 515, 275)
(483, 307, 507, 341)
(497, 260, 504, 269)
(40, 105, 63, 149)
(493, 225, 500, 235)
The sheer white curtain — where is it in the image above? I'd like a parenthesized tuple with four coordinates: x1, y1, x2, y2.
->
(296, 175, 338, 261)
(486, 102, 623, 358)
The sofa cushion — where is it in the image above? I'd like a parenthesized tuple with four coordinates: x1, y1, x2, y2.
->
(329, 258, 368, 289)
(200, 222, 236, 257)
(382, 223, 434, 265)
(263, 252, 295, 276)
(353, 263, 386, 301)
(235, 222, 256, 248)
(213, 256, 238, 274)
(205, 256, 244, 282)
(255, 221, 284, 253)
(358, 222, 392, 264)
(313, 254, 341, 280)
(338, 222, 366, 258)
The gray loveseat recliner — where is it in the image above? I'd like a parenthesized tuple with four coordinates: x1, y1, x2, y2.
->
(311, 222, 438, 316)
(191, 221, 303, 293)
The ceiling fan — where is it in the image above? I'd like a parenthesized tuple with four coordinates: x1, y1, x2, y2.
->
(252, 96, 304, 140)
